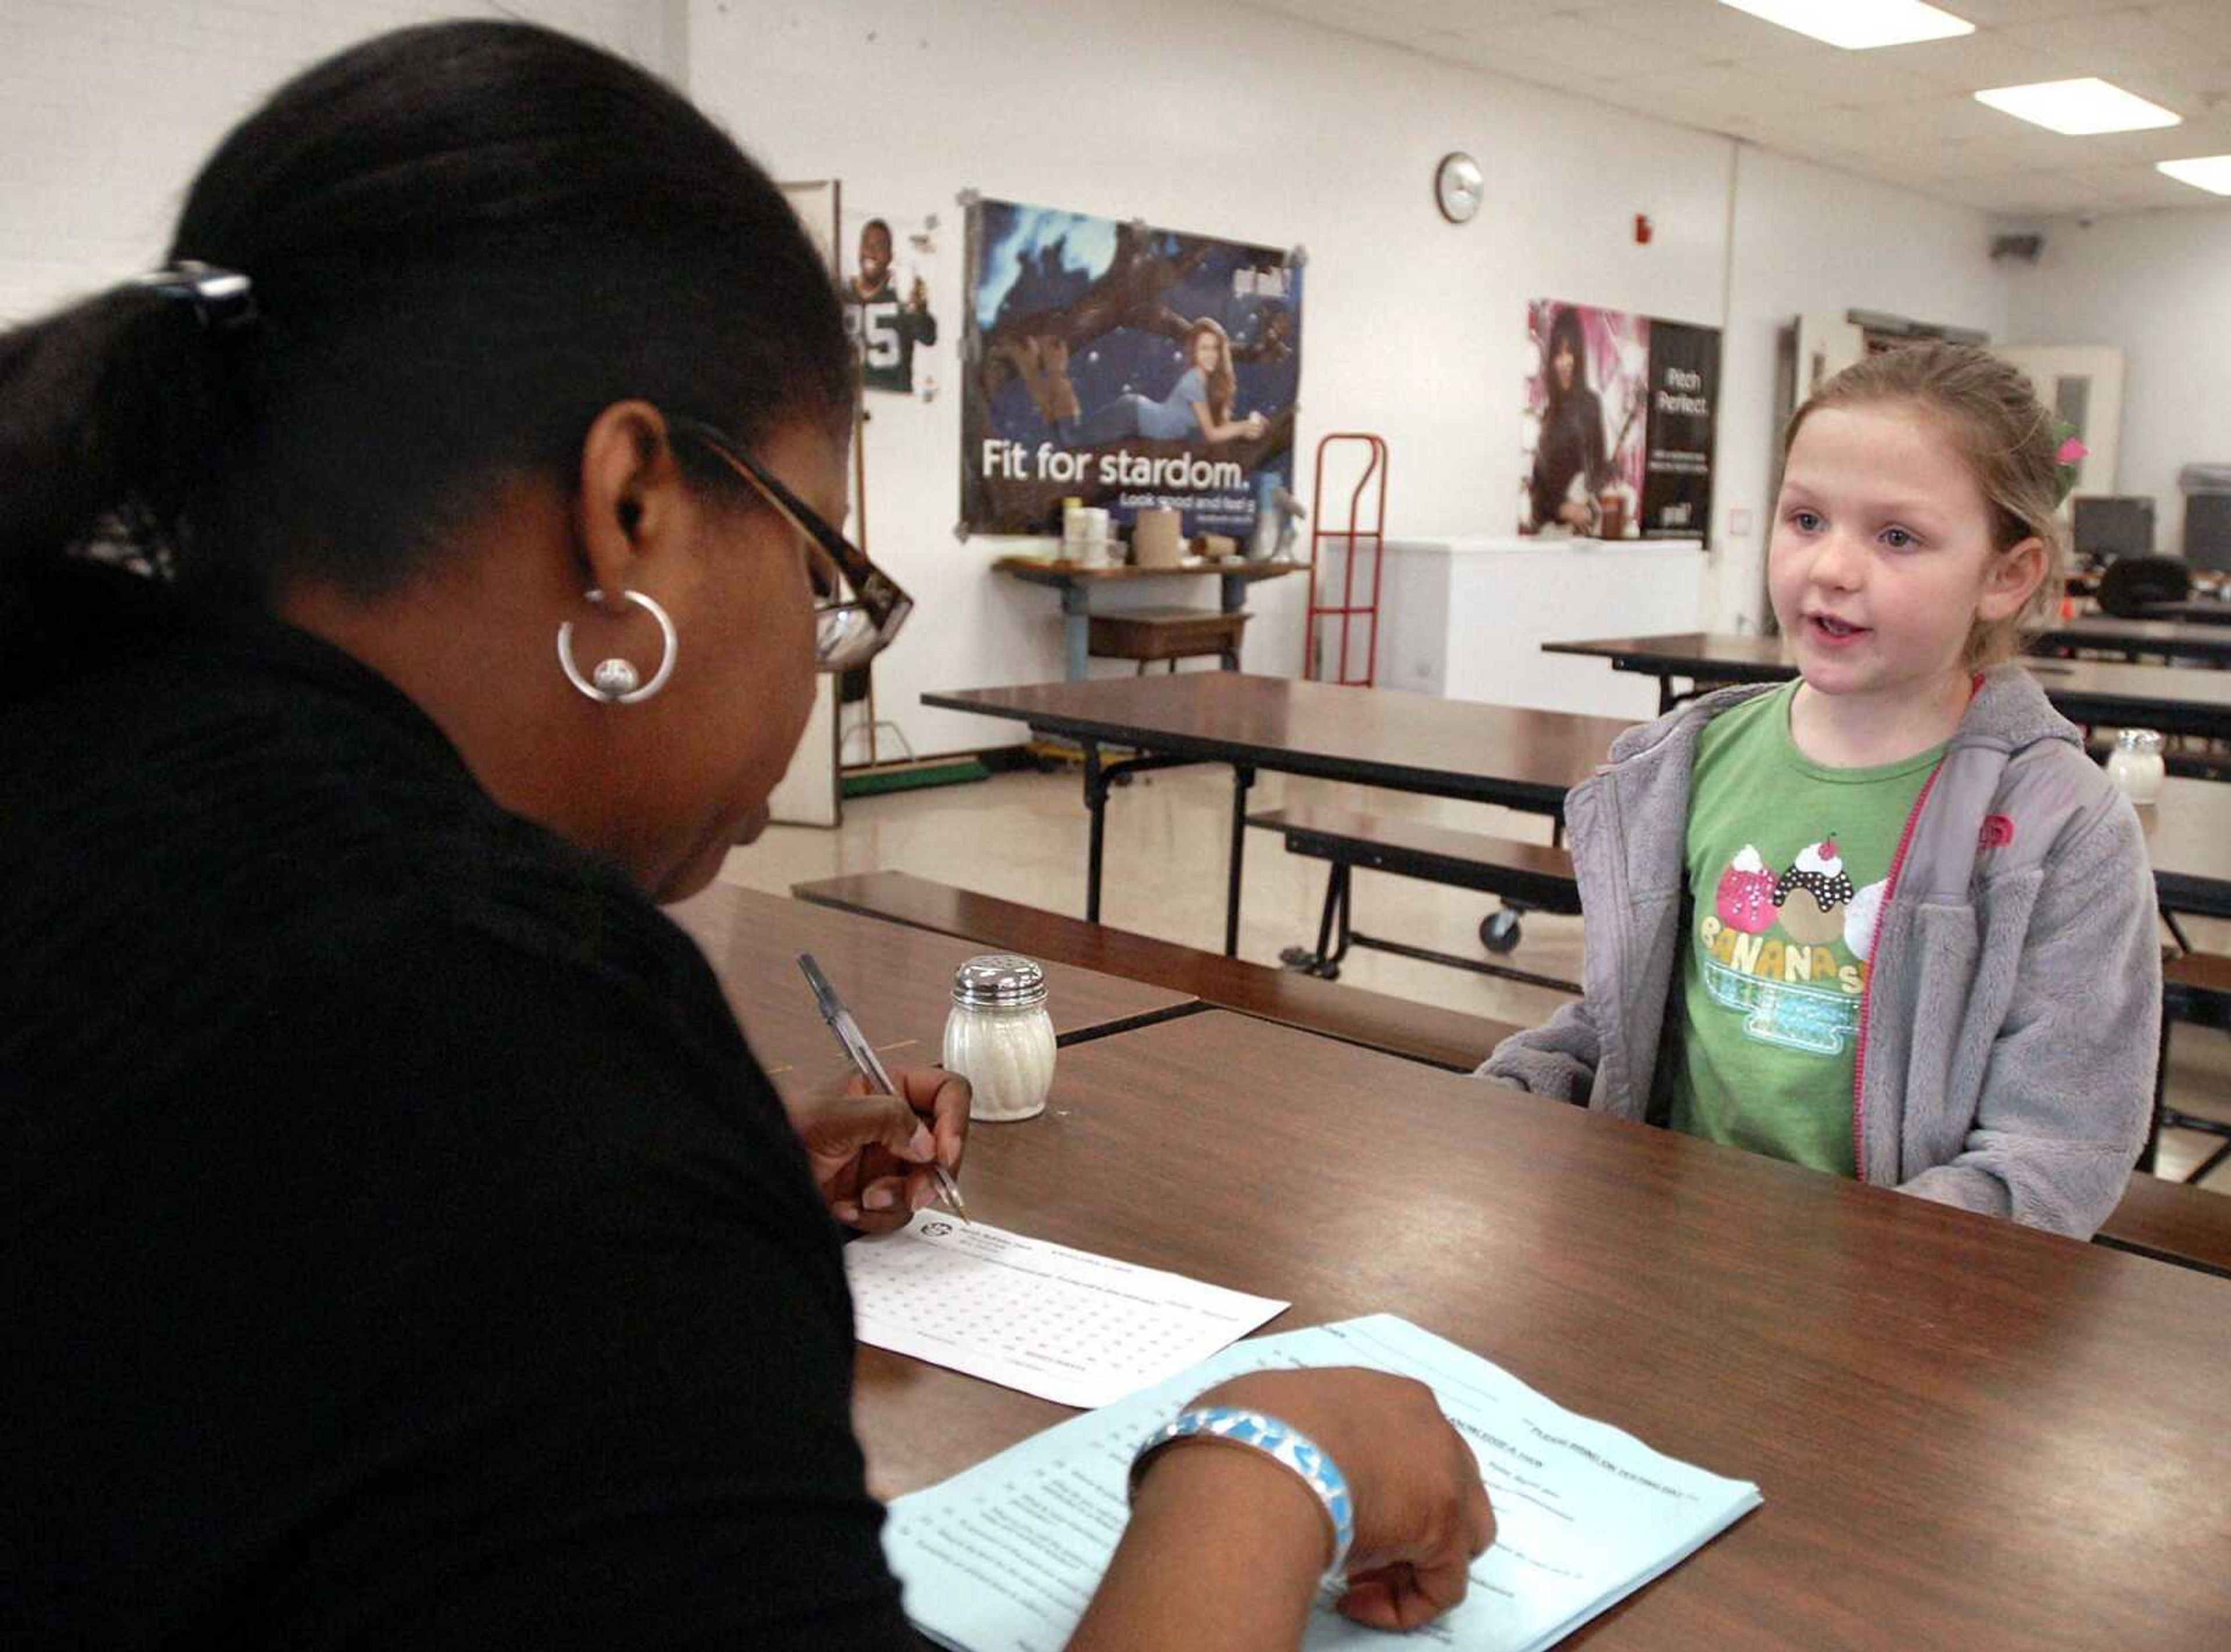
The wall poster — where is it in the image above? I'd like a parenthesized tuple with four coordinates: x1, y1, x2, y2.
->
(841, 208, 943, 402)
(960, 196, 1303, 538)
(1522, 298, 1719, 541)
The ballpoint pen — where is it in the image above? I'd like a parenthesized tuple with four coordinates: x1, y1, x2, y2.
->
(797, 953, 973, 1224)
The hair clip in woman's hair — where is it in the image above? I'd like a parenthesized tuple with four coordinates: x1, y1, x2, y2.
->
(130, 260, 259, 332)
(2052, 421, 2088, 507)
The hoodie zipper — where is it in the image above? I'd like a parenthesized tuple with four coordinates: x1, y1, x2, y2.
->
(1850, 760, 1944, 1184)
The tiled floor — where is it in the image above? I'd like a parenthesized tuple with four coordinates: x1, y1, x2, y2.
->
(722, 762, 2231, 1191)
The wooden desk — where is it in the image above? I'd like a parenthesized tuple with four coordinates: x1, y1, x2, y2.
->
(666, 883, 1195, 1087)
(923, 673, 1629, 953)
(992, 556, 1305, 681)
(854, 1011, 2231, 1648)
(1544, 630, 2231, 741)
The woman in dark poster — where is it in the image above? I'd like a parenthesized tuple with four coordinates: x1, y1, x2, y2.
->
(1528, 304, 1608, 532)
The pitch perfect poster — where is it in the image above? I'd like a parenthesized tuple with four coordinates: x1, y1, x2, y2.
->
(960, 197, 1303, 538)
(1522, 298, 1719, 541)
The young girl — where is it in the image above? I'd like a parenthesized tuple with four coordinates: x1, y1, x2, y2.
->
(1482, 343, 2158, 1239)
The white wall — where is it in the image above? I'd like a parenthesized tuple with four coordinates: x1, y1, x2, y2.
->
(691, 0, 2007, 752)
(1716, 144, 2010, 631)
(5, 0, 2015, 756)
(0, 0, 686, 320)
(2003, 205, 2231, 554)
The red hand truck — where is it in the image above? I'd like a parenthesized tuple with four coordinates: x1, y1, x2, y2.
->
(1303, 432, 1388, 687)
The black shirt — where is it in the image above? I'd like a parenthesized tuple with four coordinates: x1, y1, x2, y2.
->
(1, 561, 912, 1648)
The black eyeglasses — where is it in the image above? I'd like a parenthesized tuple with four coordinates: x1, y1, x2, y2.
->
(666, 414, 912, 673)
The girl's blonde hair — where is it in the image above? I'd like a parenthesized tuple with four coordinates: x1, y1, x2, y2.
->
(1781, 340, 2068, 668)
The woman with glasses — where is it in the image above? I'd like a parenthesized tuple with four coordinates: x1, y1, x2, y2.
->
(0, 21, 1487, 1649)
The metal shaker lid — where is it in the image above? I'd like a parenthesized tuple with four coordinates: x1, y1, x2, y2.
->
(951, 953, 1049, 1008)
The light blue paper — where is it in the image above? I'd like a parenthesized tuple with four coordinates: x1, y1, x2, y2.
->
(884, 1316, 1760, 1651)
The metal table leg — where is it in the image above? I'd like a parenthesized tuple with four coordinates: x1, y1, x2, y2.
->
(1061, 582, 1091, 682)
(1225, 763, 1256, 956)
(1082, 738, 1107, 922)
(1078, 742, 1209, 928)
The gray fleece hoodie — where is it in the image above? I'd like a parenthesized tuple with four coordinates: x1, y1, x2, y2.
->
(1479, 666, 2159, 1239)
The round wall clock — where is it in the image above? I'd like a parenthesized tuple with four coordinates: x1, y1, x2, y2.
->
(1436, 151, 1484, 224)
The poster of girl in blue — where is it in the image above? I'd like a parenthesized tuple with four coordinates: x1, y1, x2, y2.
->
(962, 197, 1303, 538)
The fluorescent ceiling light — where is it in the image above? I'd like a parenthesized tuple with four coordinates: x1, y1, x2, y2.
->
(2157, 154, 2231, 195)
(1974, 78, 2182, 136)
(1716, 1, 1974, 51)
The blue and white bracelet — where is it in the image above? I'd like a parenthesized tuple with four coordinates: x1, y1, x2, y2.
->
(1127, 1406, 1355, 1589)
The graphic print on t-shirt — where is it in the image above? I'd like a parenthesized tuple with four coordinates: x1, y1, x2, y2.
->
(1696, 833, 1889, 1057)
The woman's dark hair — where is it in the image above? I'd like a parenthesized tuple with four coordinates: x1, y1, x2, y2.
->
(1543, 306, 1588, 412)
(0, 20, 851, 601)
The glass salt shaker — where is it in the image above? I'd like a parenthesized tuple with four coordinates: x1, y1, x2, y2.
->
(2106, 728, 2165, 806)
(943, 954, 1057, 1122)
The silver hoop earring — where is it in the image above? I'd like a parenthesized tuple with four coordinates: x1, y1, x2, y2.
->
(557, 588, 677, 705)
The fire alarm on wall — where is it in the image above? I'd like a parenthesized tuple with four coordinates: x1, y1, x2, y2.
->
(1634, 213, 1653, 245)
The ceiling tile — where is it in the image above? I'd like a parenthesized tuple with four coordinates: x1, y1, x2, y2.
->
(1601, 60, 1827, 129)
(1933, 1, 2106, 23)
(2129, 165, 2231, 206)
(2052, 112, 2231, 166)
(1996, 7, 2216, 76)
(2097, 60, 2231, 118)
(1425, 30, 1624, 87)
(2146, 1, 2231, 56)
(1964, 171, 2108, 215)
(1241, 0, 2231, 218)
(1838, 31, 2092, 91)
(1562, 0, 1814, 59)
(1738, 41, 2013, 106)
(2064, 163, 2179, 203)
(1450, 11, 1720, 71)
(1957, 122, 2115, 170)
(1857, 93, 2029, 141)
(1234, 2, 1423, 53)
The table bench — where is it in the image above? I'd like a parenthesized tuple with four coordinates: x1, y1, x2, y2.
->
(790, 870, 1520, 1072)
(1244, 805, 1581, 992)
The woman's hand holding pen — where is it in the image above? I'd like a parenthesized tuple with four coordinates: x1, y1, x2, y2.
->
(787, 1066, 971, 1233)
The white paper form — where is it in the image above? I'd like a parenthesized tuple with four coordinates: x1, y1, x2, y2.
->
(884, 1315, 1762, 1652)
(844, 1210, 1288, 1408)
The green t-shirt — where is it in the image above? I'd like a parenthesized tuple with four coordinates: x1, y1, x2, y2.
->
(1666, 684, 1945, 1177)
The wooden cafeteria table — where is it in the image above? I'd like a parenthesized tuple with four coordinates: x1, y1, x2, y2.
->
(1544, 630, 2231, 741)
(666, 882, 1195, 1087)
(923, 672, 1630, 955)
(853, 1010, 2231, 1649)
